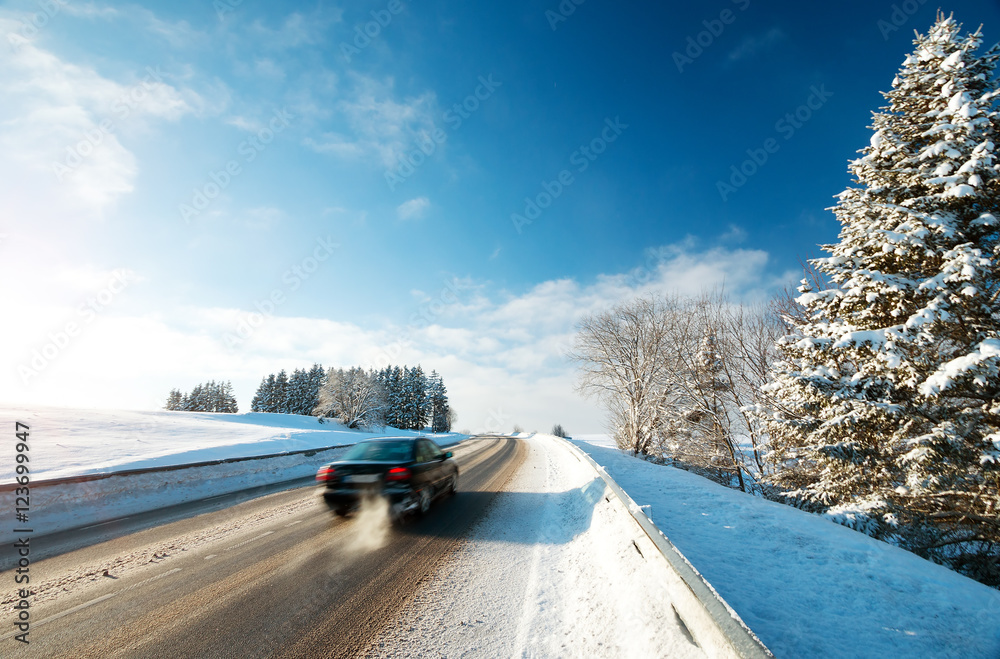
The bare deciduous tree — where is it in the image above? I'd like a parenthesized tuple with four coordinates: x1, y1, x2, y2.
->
(571, 291, 784, 494)
(571, 295, 688, 455)
(314, 367, 385, 429)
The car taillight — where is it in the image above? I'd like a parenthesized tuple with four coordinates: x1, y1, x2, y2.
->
(385, 467, 411, 482)
(316, 466, 336, 482)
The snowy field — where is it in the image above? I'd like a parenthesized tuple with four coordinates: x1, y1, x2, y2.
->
(571, 435, 1000, 658)
(365, 434, 706, 658)
(0, 406, 466, 483)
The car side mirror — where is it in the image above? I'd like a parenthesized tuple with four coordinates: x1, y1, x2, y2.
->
(444, 451, 453, 459)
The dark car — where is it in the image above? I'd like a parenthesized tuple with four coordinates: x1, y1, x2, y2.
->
(316, 436, 459, 518)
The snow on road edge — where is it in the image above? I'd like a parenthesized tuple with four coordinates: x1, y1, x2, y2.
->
(572, 436, 1000, 659)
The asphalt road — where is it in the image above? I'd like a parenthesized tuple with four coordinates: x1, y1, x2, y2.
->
(2, 436, 524, 658)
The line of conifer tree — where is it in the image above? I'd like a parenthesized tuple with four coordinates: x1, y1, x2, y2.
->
(164, 381, 239, 413)
(250, 364, 327, 416)
(249, 363, 452, 432)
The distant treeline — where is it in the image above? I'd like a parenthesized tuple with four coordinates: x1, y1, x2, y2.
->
(250, 364, 327, 416)
(165, 381, 239, 413)
(245, 363, 452, 432)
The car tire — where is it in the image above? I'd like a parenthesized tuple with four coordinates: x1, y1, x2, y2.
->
(334, 507, 351, 517)
(447, 474, 458, 496)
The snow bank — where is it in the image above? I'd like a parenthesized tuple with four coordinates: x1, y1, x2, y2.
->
(573, 437, 1000, 658)
(560, 438, 771, 658)
(0, 445, 351, 546)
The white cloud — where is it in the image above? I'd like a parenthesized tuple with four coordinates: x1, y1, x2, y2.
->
(397, 197, 430, 220)
(247, 10, 342, 50)
(62, 3, 121, 19)
(0, 241, 792, 434)
(254, 58, 285, 80)
(304, 75, 439, 168)
(0, 16, 200, 216)
(721, 223, 748, 243)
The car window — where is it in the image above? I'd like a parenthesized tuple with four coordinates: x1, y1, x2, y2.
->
(427, 441, 444, 461)
(416, 440, 436, 463)
(342, 440, 413, 462)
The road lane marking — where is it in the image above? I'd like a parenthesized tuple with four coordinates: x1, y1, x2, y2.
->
(76, 519, 121, 531)
(204, 554, 218, 560)
(118, 568, 182, 595)
(0, 593, 118, 639)
(224, 530, 274, 552)
(285, 520, 302, 527)
(0, 568, 184, 639)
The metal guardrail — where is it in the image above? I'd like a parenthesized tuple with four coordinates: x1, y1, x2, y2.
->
(0, 442, 357, 492)
(0, 433, 481, 492)
(557, 438, 774, 659)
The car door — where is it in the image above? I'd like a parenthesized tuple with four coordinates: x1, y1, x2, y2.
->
(424, 440, 446, 492)
(412, 440, 436, 492)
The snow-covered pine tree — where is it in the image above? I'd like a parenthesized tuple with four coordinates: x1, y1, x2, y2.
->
(274, 370, 289, 414)
(306, 363, 325, 416)
(403, 364, 429, 430)
(164, 389, 183, 411)
(429, 371, 451, 432)
(221, 381, 238, 413)
(763, 13, 1000, 585)
(286, 368, 304, 415)
(193, 384, 207, 411)
(410, 365, 429, 430)
(207, 380, 219, 412)
(397, 366, 412, 429)
(251, 376, 267, 412)
(384, 366, 404, 429)
(262, 374, 277, 412)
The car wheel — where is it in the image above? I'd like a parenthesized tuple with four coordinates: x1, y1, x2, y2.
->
(334, 507, 351, 517)
(417, 488, 432, 515)
(447, 474, 458, 496)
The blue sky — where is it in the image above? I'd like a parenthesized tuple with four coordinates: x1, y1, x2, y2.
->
(4, 0, 1000, 433)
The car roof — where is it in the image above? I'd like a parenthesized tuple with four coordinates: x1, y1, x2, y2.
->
(360, 436, 428, 443)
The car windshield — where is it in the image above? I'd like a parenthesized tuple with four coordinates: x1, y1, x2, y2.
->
(340, 440, 413, 462)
